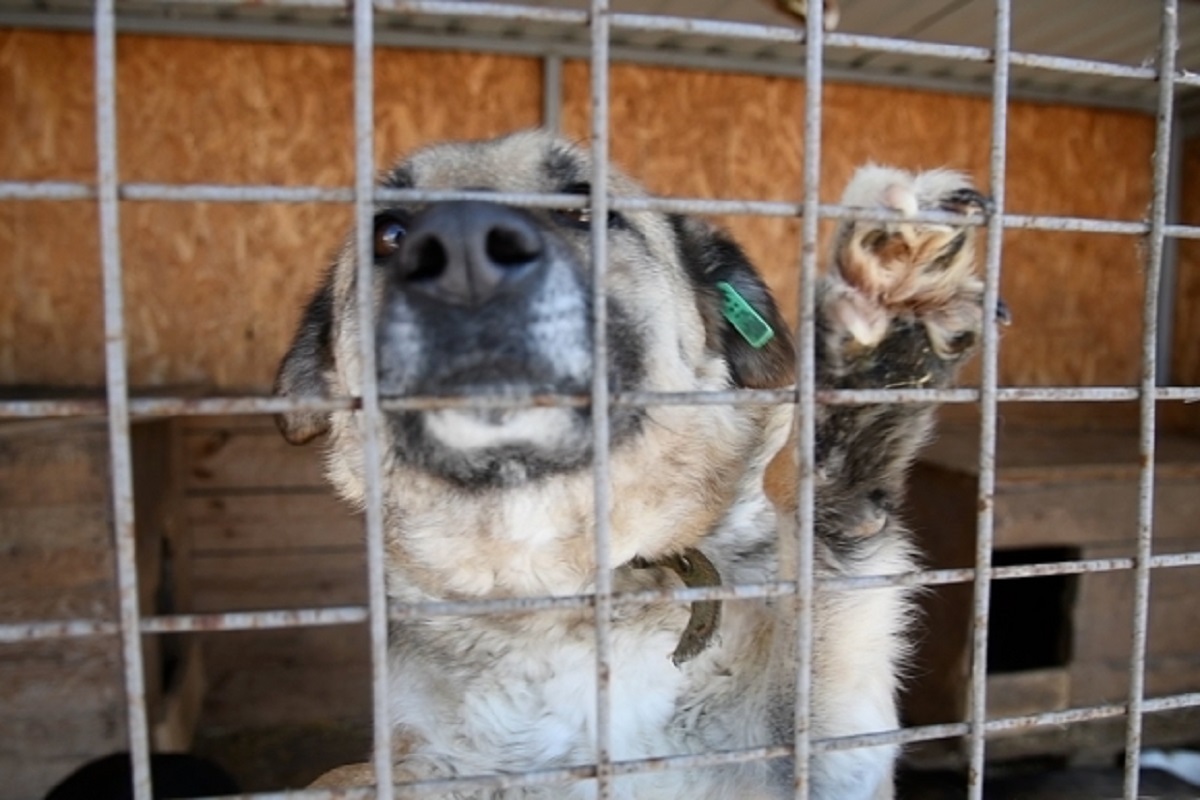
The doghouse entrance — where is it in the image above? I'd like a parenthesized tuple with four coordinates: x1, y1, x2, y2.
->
(986, 547, 1080, 674)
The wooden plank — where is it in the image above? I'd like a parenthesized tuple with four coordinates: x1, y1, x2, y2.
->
(0, 554, 115, 621)
(992, 480, 1200, 548)
(0, 503, 110, 550)
(183, 424, 328, 492)
(197, 625, 371, 729)
(0, 419, 185, 799)
(0, 637, 125, 715)
(921, 424, 1200, 483)
(1071, 540, 1200, 666)
(986, 668, 1070, 723)
(0, 421, 118, 622)
(0, 420, 110, 507)
(188, 492, 362, 553)
(0, 420, 177, 619)
(190, 550, 366, 612)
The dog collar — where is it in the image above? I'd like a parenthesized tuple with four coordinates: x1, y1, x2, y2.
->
(630, 547, 722, 666)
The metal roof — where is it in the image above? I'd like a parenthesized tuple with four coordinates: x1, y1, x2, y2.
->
(2, 0, 1197, 122)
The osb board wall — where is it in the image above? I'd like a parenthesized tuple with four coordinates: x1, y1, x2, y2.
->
(1175, 137, 1200, 388)
(0, 30, 541, 389)
(1, 29, 1178, 392)
(561, 62, 1160, 388)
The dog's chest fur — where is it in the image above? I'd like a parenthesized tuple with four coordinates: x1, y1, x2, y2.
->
(382, 484, 777, 795)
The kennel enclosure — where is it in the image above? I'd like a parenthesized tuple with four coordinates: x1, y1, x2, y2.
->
(2, 1, 1200, 798)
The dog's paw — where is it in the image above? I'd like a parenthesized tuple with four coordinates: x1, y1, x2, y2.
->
(825, 165, 993, 360)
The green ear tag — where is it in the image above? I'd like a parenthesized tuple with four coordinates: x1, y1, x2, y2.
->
(715, 281, 775, 349)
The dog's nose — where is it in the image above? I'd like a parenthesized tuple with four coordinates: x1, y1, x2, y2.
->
(397, 201, 546, 307)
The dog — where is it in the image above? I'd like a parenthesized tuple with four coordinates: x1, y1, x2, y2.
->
(275, 130, 989, 798)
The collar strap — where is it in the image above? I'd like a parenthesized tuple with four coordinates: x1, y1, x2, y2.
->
(631, 547, 722, 666)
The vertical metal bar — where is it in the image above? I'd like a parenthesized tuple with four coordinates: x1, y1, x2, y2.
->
(1124, 1, 1177, 796)
(588, 1, 614, 798)
(792, 18, 822, 800)
(1156, 118, 1184, 384)
(94, 2, 153, 798)
(352, 0, 397, 797)
(543, 53, 563, 133)
(965, 1, 1011, 796)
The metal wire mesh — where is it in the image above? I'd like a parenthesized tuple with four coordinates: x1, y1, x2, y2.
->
(1, 1, 1198, 799)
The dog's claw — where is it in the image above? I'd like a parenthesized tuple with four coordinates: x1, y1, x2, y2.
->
(941, 187, 994, 218)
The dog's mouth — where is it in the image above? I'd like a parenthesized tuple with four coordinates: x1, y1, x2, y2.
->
(405, 355, 592, 457)
(417, 358, 579, 400)
(376, 320, 646, 488)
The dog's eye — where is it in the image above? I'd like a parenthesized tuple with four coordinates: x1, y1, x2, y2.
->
(374, 215, 407, 259)
(555, 206, 593, 228)
(555, 183, 624, 231)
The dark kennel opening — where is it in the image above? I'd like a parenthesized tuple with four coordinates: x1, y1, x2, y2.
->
(987, 547, 1080, 674)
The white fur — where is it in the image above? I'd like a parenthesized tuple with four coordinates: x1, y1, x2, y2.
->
(424, 408, 580, 451)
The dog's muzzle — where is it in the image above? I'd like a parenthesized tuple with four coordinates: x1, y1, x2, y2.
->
(373, 200, 622, 487)
(375, 200, 594, 401)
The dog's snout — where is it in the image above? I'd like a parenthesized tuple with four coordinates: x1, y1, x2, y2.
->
(398, 201, 545, 307)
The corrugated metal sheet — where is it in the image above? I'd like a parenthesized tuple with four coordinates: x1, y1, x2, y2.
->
(1, 0, 1197, 118)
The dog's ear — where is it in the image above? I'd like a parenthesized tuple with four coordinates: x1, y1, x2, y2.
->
(274, 273, 336, 444)
(671, 215, 796, 389)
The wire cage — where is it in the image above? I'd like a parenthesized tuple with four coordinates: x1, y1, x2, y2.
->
(2, 1, 1200, 799)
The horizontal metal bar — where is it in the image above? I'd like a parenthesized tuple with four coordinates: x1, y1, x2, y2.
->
(0, 398, 114, 418)
(389, 580, 801, 621)
(138, 606, 370, 633)
(1001, 213, 1147, 236)
(1007, 51, 1156, 82)
(0, 619, 120, 643)
(608, 745, 795, 777)
(383, 0, 588, 26)
(612, 12, 806, 45)
(824, 552, 1200, 592)
(151, 0, 346, 7)
(0, 180, 96, 200)
(4, 386, 1199, 421)
(1144, 691, 1200, 713)
(123, 183, 354, 203)
(1164, 223, 1200, 241)
(819, 693, 1200, 755)
(9, 550, 1199, 645)
(819, 721, 972, 753)
(11, 179, 1200, 242)
(0, 396, 357, 419)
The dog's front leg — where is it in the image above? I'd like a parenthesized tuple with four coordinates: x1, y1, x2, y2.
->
(810, 167, 996, 538)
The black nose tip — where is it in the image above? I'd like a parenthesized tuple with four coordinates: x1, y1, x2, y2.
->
(397, 201, 545, 307)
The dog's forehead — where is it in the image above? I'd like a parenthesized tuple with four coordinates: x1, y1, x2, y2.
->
(393, 131, 590, 193)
